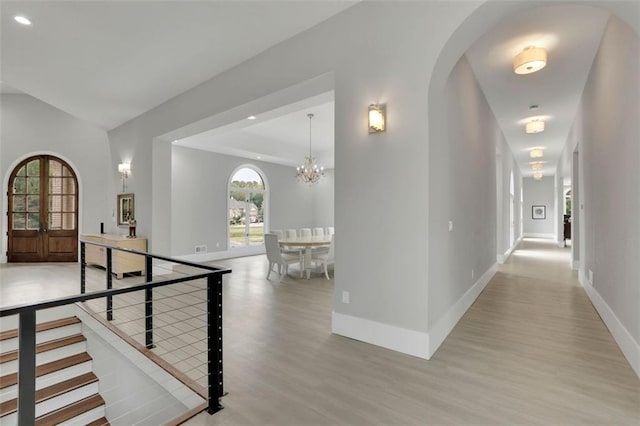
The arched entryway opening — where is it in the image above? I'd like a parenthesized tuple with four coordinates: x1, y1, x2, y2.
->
(7, 155, 79, 262)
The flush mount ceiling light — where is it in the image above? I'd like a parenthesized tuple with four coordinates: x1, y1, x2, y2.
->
(247, 116, 256, 120)
(531, 162, 544, 171)
(525, 119, 545, 134)
(296, 113, 325, 184)
(530, 148, 544, 158)
(533, 171, 544, 180)
(14, 15, 32, 25)
(513, 46, 547, 75)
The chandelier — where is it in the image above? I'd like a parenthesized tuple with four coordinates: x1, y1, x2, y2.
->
(296, 113, 325, 184)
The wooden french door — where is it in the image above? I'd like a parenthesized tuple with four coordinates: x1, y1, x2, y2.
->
(7, 155, 79, 262)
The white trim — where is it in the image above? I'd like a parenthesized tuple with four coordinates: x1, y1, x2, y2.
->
(579, 276, 640, 378)
(427, 263, 497, 358)
(522, 233, 555, 239)
(571, 260, 580, 271)
(331, 263, 497, 361)
(498, 236, 522, 264)
(331, 312, 429, 359)
(174, 245, 265, 263)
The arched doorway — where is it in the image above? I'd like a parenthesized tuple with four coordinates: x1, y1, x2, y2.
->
(228, 166, 267, 249)
(7, 155, 79, 262)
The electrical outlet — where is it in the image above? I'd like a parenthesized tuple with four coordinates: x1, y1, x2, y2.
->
(588, 269, 593, 285)
(195, 245, 207, 254)
(448, 221, 453, 232)
(471, 269, 475, 280)
(216, 242, 220, 248)
(342, 291, 350, 304)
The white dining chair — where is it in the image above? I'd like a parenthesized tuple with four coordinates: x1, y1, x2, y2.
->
(312, 227, 325, 237)
(265, 233, 301, 281)
(326, 227, 335, 236)
(312, 234, 335, 280)
(285, 229, 297, 239)
(275, 229, 302, 263)
(299, 228, 312, 237)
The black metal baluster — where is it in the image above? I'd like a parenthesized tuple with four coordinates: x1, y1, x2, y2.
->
(80, 241, 86, 294)
(145, 255, 154, 348)
(207, 273, 224, 414)
(17, 310, 36, 425)
(106, 247, 113, 320)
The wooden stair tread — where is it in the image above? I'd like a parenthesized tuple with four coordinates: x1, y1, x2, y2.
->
(0, 317, 81, 341)
(35, 393, 105, 426)
(0, 334, 86, 364)
(0, 372, 98, 417)
(0, 352, 92, 390)
(87, 417, 110, 426)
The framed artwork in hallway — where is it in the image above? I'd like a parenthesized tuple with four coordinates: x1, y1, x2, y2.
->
(532, 205, 546, 219)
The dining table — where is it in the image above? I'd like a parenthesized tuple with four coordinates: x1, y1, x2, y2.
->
(278, 235, 332, 279)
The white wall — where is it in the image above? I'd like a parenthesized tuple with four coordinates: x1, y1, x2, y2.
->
(523, 176, 555, 237)
(0, 94, 111, 262)
(312, 169, 334, 230)
(561, 15, 639, 376)
(427, 54, 506, 355)
(171, 146, 333, 257)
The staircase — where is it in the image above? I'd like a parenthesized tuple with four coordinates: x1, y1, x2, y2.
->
(0, 316, 109, 425)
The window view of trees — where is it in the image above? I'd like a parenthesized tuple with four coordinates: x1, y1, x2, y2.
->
(229, 168, 266, 247)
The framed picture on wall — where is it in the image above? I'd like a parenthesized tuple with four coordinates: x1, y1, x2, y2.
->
(532, 205, 546, 220)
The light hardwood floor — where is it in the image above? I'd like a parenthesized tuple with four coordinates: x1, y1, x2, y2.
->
(1, 239, 638, 424)
(185, 239, 639, 425)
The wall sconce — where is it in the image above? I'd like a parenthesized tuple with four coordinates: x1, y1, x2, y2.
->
(368, 104, 386, 134)
(118, 162, 131, 192)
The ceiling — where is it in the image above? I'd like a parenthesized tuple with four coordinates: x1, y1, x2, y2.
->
(1, 2, 614, 178)
(175, 93, 335, 168)
(0, 1, 355, 130)
(465, 4, 610, 178)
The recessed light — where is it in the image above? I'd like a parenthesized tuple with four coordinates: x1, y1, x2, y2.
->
(257, 156, 262, 160)
(247, 116, 256, 120)
(14, 15, 32, 26)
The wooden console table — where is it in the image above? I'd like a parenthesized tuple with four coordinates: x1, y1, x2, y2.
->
(81, 234, 147, 279)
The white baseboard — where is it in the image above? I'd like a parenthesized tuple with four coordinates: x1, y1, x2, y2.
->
(332, 263, 497, 361)
(174, 246, 265, 263)
(522, 233, 556, 239)
(579, 275, 640, 378)
(427, 263, 497, 358)
(331, 312, 429, 359)
(498, 237, 523, 264)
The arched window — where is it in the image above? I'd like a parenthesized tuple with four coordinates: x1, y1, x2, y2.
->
(228, 166, 267, 248)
